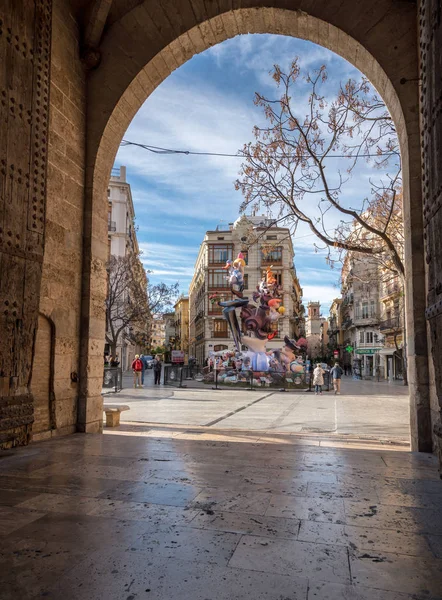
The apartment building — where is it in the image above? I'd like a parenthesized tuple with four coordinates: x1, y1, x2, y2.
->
(105, 165, 142, 369)
(189, 215, 304, 365)
(151, 316, 166, 350)
(338, 255, 383, 377)
(174, 296, 190, 362)
(378, 275, 405, 380)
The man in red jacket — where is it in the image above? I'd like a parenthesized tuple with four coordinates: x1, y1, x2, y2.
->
(131, 354, 143, 388)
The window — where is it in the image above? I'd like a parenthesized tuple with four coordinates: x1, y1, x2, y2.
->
(243, 274, 249, 289)
(214, 344, 228, 352)
(208, 269, 229, 289)
(208, 294, 231, 314)
(274, 272, 283, 287)
(362, 302, 369, 319)
(370, 300, 376, 317)
(359, 331, 365, 344)
(213, 319, 228, 338)
(241, 250, 249, 265)
(208, 244, 233, 265)
(366, 331, 374, 344)
(261, 246, 283, 265)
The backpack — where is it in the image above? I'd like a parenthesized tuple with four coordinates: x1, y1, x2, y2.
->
(134, 359, 142, 371)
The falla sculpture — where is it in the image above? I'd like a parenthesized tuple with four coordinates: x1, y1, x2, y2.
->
(208, 253, 306, 385)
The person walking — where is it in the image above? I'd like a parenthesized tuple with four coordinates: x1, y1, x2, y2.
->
(139, 354, 147, 386)
(131, 354, 143, 388)
(331, 362, 344, 394)
(153, 355, 162, 385)
(313, 363, 325, 395)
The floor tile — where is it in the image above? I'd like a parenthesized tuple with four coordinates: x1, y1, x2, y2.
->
(307, 580, 432, 599)
(189, 487, 272, 515)
(298, 520, 434, 557)
(0, 537, 86, 600)
(344, 500, 442, 534)
(99, 479, 201, 506)
(229, 534, 350, 583)
(307, 481, 379, 502)
(0, 488, 42, 507)
(350, 549, 442, 596)
(427, 535, 442, 559)
(16, 493, 102, 516)
(189, 510, 300, 539)
(42, 552, 308, 600)
(266, 494, 346, 523)
(0, 507, 46, 536)
(133, 524, 241, 565)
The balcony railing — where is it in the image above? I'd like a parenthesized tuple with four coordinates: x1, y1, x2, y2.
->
(108, 221, 116, 232)
(353, 315, 379, 325)
(381, 283, 401, 299)
(213, 330, 229, 338)
(342, 318, 353, 329)
(379, 317, 401, 331)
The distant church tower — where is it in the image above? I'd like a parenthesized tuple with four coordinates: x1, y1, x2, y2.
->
(306, 302, 321, 336)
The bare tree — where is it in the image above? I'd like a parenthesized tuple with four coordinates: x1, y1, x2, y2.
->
(105, 254, 150, 357)
(235, 59, 404, 282)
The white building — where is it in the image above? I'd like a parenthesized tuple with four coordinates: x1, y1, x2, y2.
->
(189, 215, 304, 365)
(340, 255, 382, 378)
(105, 165, 141, 370)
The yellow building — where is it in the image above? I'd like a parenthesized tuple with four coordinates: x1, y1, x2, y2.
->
(174, 296, 190, 362)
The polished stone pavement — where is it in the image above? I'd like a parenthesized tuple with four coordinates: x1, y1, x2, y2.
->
(1, 426, 441, 600)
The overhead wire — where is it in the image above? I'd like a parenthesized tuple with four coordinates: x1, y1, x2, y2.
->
(120, 139, 397, 160)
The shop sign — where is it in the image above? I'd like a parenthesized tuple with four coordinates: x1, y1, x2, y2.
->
(355, 348, 383, 355)
(171, 350, 185, 363)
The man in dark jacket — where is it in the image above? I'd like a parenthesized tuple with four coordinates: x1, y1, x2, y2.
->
(330, 362, 343, 395)
(153, 355, 162, 385)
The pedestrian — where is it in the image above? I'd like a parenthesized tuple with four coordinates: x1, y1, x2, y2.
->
(110, 354, 120, 367)
(139, 353, 147, 386)
(331, 362, 344, 395)
(131, 354, 143, 388)
(153, 355, 162, 385)
(313, 363, 325, 395)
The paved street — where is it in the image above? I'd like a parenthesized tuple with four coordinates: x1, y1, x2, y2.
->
(106, 371, 410, 442)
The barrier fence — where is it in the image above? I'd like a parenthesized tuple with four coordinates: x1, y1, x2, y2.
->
(102, 367, 123, 393)
(162, 365, 333, 391)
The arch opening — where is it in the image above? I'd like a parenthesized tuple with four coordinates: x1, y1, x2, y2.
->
(80, 6, 430, 451)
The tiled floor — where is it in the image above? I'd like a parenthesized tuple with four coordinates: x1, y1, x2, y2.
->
(1, 426, 441, 600)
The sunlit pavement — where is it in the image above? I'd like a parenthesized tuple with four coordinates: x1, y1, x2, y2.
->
(1, 424, 441, 599)
(110, 373, 410, 443)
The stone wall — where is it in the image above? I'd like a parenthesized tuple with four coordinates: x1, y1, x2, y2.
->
(35, 0, 86, 440)
(0, 0, 52, 447)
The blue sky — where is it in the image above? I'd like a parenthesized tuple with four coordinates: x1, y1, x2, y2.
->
(115, 34, 385, 316)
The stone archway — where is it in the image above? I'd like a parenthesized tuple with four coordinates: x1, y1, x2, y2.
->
(79, 4, 431, 451)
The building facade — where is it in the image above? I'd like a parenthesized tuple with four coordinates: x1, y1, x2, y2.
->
(189, 216, 303, 365)
(151, 317, 166, 351)
(105, 165, 142, 370)
(378, 276, 405, 380)
(337, 255, 383, 378)
(174, 296, 190, 362)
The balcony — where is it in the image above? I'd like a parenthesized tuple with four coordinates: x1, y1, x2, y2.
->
(381, 283, 401, 300)
(379, 317, 401, 332)
(353, 315, 379, 326)
(108, 221, 116, 232)
(213, 330, 229, 338)
(341, 318, 353, 330)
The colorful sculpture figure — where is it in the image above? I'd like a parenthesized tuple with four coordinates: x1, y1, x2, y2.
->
(207, 246, 305, 383)
(223, 253, 246, 298)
